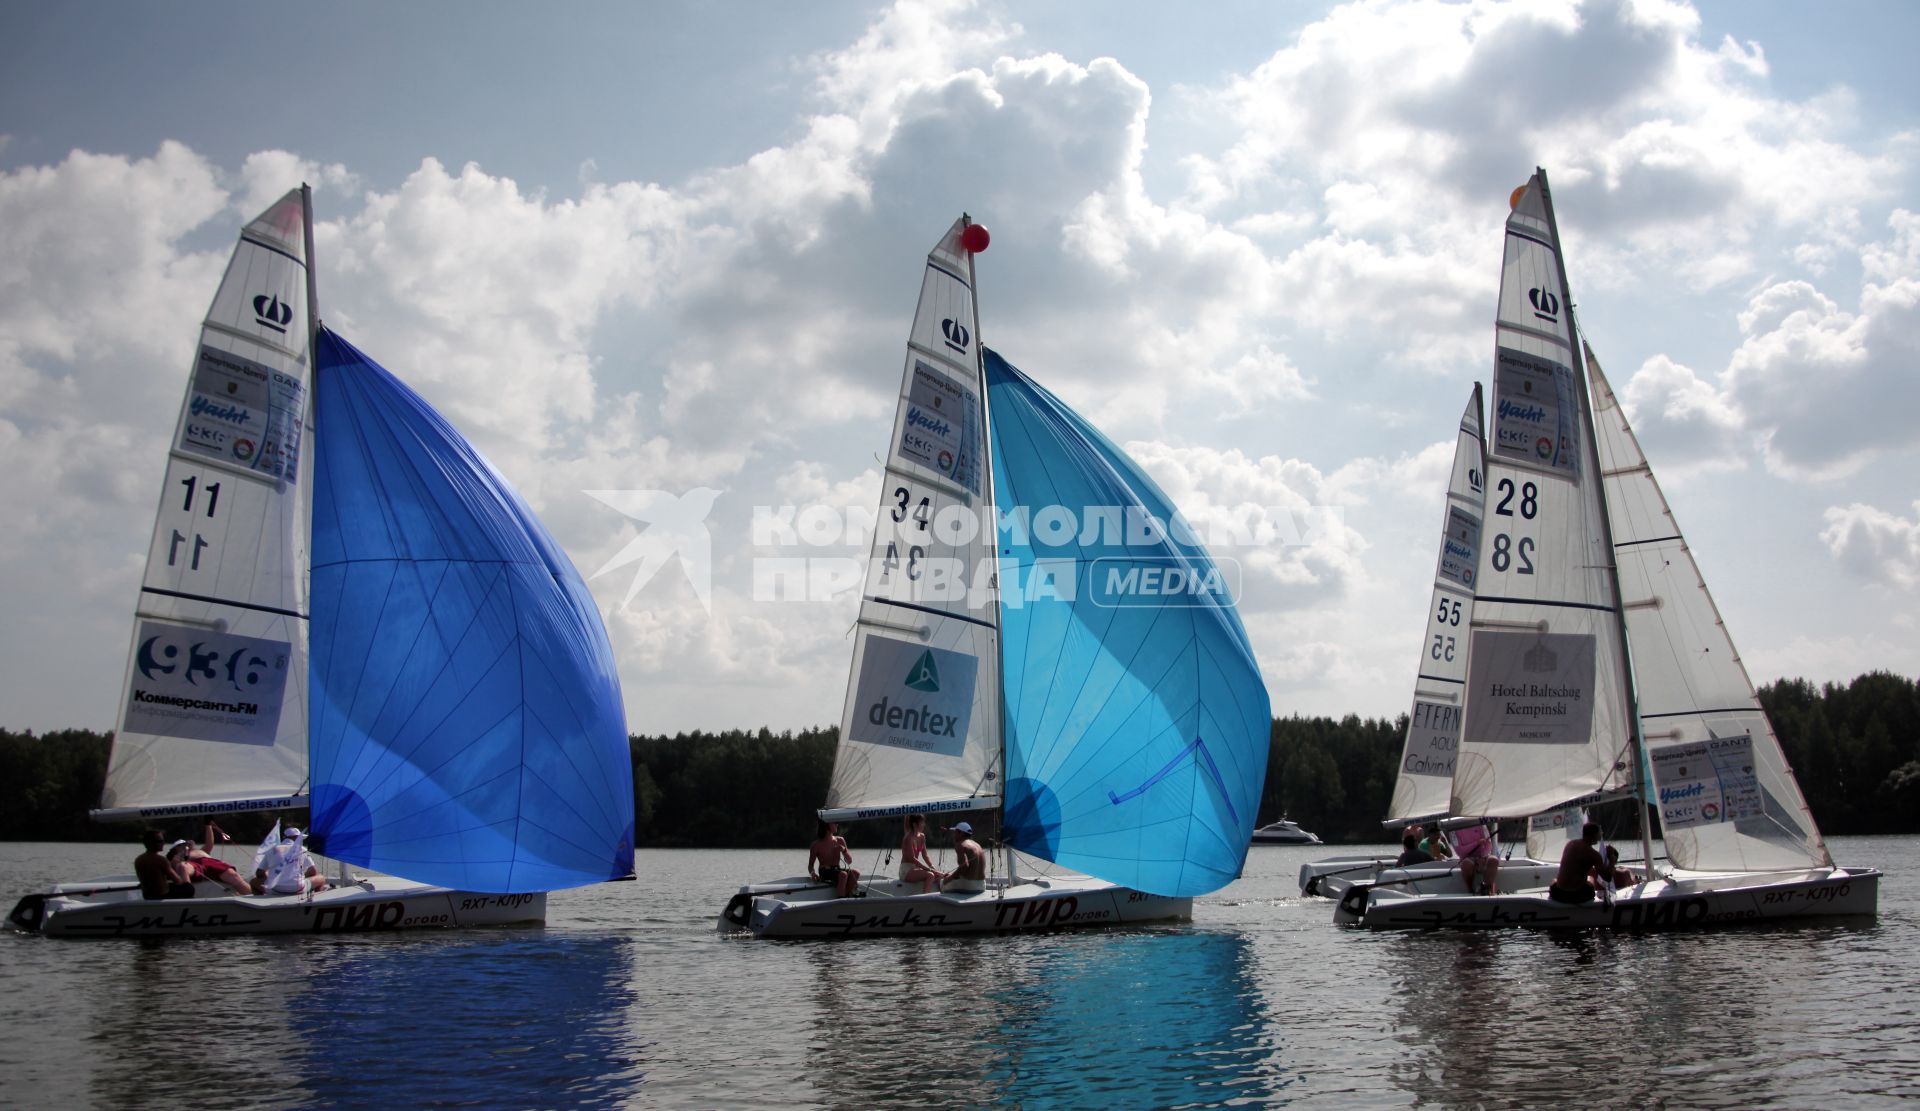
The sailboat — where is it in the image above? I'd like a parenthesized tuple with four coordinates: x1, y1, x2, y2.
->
(8, 188, 635, 938)
(1299, 387, 1559, 898)
(721, 217, 1271, 937)
(1338, 169, 1879, 929)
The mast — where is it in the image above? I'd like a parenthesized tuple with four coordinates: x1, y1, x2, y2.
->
(961, 213, 1012, 888)
(301, 184, 319, 343)
(1534, 169, 1658, 879)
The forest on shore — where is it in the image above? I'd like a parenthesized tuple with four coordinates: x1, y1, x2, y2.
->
(4, 671, 1915, 849)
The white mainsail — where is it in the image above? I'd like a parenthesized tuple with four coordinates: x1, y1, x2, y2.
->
(1387, 384, 1486, 825)
(1588, 343, 1831, 871)
(98, 188, 315, 820)
(823, 217, 1002, 821)
(1451, 173, 1637, 820)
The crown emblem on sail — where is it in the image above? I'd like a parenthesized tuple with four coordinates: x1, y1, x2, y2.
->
(253, 293, 293, 332)
(1528, 288, 1560, 324)
(941, 318, 970, 354)
(1522, 639, 1559, 673)
(905, 649, 942, 693)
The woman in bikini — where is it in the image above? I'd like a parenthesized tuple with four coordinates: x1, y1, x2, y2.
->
(897, 813, 945, 893)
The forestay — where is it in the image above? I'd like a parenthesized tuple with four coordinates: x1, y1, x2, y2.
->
(824, 217, 1002, 822)
(308, 330, 635, 893)
(986, 349, 1269, 898)
(99, 188, 315, 820)
(1387, 384, 1486, 825)
(1452, 172, 1637, 821)
(1588, 345, 1830, 872)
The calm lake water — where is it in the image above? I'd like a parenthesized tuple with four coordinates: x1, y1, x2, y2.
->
(1, 836, 1914, 1109)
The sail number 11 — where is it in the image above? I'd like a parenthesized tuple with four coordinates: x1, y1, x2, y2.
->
(169, 474, 221, 571)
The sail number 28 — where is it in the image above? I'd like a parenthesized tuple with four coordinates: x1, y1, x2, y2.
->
(1491, 477, 1537, 575)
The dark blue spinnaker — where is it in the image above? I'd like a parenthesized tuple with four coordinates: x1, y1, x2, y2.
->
(309, 329, 634, 893)
(986, 348, 1269, 897)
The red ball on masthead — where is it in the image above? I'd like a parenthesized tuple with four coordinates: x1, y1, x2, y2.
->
(961, 223, 991, 253)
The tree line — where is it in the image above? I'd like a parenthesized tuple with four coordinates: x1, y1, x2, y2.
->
(4, 671, 1914, 846)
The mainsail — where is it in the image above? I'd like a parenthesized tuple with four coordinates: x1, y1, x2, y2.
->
(987, 349, 1269, 897)
(823, 218, 1002, 821)
(1588, 344, 1830, 872)
(306, 330, 635, 893)
(99, 188, 316, 820)
(1387, 384, 1486, 825)
(1451, 171, 1638, 820)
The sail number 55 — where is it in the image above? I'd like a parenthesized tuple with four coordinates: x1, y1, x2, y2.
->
(1491, 477, 1537, 575)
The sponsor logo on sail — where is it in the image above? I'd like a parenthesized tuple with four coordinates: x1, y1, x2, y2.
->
(191, 396, 256, 428)
(253, 293, 293, 333)
(906, 407, 952, 440)
(234, 437, 256, 460)
(1497, 399, 1546, 424)
(1528, 287, 1559, 324)
(941, 318, 970, 354)
(904, 649, 941, 692)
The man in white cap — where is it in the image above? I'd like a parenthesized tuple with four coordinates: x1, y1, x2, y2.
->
(942, 821, 987, 894)
(253, 825, 330, 896)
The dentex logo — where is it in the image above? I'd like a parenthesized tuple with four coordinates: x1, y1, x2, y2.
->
(905, 649, 941, 693)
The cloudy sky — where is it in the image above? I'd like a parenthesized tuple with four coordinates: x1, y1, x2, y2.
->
(3, 0, 1916, 740)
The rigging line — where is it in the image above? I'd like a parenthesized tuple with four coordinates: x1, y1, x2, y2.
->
(519, 643, 625, 828)
(341, 566, 521, 807)
(1106, 736, 1240, 828)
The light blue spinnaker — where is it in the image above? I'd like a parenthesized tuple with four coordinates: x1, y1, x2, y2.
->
(308, 329, 635, 893)
(986, 348, 1270, 897)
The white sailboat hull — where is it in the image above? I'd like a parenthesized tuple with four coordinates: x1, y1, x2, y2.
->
(1250, 821, 1320, 845)
(720, 874, 1189, 938)
(1302, 856, 1556, 899)
(1335, 867, 1880, 930)
(10, 875, 546, 938)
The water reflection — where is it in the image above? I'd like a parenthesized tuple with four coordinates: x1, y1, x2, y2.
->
(803, 929, 1279, 1109)
(283, 931, 648, 1107)
(1378, 922, 1894, 1110)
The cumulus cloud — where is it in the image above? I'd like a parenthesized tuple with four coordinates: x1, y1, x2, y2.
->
(1822, 501, 1920, 590)
(3, 0, 1916, 736)
(1603, 209, 1920, 479)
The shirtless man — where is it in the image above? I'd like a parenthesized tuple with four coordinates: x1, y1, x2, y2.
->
(809, 821, 860, 898)
(1547, 821, 1608, 904)
(942, 822, 987, 894)
(134, 830, 194, 900)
